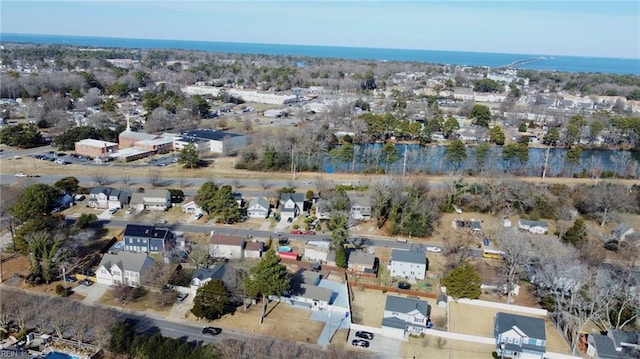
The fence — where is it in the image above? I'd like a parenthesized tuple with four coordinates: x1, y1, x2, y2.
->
(348, 281, 439, 299)
(453, 298, 548, 316)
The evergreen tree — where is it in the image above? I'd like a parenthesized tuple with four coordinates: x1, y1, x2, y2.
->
(446, 139, 467, 169)
(191, 279, 231, 320)
(543, 127, 560, 145)
(469, 104, 491, 127)
(334, 246, 347, 268)
(442, 116, 460, 139)
(562, 217, 588, 246)
(54, 176, 80, 193)
(209, 185, 242, 224)
(10, 184, 59, 224)
(177, 143, 200, 169)
(490, 125, 506, 145)
(566, 146, 583, 167)
(475, 142, 491, 172)
(194, 181, 219, 214)
(443, 263, 482, 299)
(380, 142, 399, 173)
(244, 250, 290, 324)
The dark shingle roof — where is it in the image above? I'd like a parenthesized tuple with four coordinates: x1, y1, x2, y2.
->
(385, 295, 430, 317)
(181, 129, 242, 141)
(494, 312, 546, 340)
(391, 249, 426, 265)
(124, 224, 153, 237)
(589, 334, 619, 359)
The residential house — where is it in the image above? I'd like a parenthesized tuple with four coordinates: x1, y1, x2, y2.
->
(280, 193, 306, 219)
(209, 234, 246, 259)
(304, 247, 331, 264)
(247, 197, 271, 218)
(600, 330, 640, 358)
(54, 193, 75, 210)
(123, 224, 174, 254)
(452, 219, 483, 232)
(348, 250, 377, 274)
(347, 192, 372, 221)
(181, 200, 202, 214)
(587, 334, 623, 359)
(88, 187, 129, 209)
(130, 189, 171, 211)
(494, 312, 546, 359)
(282, 270, 333, 311)
(243, 241, 264, 259)
(388, 249, 427, 280)
(233, 192, 244, 208)
(189, 264, 236, 296)
(314, 199, 332, 220)
(96, 251, 154, 287)
(518, 220, 548, 234)
(381, 295, 431, 339)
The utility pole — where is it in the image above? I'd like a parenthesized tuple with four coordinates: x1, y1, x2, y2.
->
(291, 145, 295, 181)
(402, 144, 408, 177)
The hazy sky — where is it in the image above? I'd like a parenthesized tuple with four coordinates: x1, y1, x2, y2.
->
(1, 1, 639, 58)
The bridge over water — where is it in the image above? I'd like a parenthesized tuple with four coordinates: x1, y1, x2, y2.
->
(497, 56, 547, 69)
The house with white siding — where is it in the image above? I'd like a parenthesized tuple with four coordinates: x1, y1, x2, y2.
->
(388, 249, 427, 280)
(96, 251, 154, 288)
(381, 295, 431, 339)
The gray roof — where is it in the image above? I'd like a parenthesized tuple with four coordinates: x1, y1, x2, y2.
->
(609, 329, 638, 348)
(180, 129, 242, 141)
(382, 316, 411, 330)
(391, 249, 426, 265)
(494, 312, 546, 340)
(99, 251, 153, 273)
(347, 192, 371, 207)
(90, 186, 129, 202)
(385, 295, 430, 317)
(192, 266, 226, 282)
(348, 250, 376, 267)
(249, 197, 270, 210)
(300, 284, 332, 303)
(130, 189, 170, 205)
(280, 192, 305, 203)
(589, 334, 620, 359)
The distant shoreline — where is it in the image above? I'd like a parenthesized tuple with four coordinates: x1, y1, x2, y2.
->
(2, 33, 639, 75)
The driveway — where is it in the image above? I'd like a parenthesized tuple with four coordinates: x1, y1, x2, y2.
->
(97, 209, 113, 220)
(75, 283, 110, 304)
(170, 291, 194, 320)
(348, 330, 402, 358)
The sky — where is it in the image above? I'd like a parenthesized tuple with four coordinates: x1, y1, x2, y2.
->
(1, 1, 639, 59)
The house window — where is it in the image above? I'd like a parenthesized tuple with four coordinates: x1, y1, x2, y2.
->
(101, 268, 107, 274)
(413, 317, 422, 323)
(112, 270, 120, 277)
(536, 339, 543, 346)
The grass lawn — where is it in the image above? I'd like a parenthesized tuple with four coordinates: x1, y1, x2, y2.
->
(185, 300, 324, 344)
(98, 288, 173, 316)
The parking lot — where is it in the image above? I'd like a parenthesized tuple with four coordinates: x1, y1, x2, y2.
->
(31, 151, 93, 165)
(347, 330, 401, 358)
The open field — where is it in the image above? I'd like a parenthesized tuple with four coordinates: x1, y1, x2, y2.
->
(184, 301, 325, 344)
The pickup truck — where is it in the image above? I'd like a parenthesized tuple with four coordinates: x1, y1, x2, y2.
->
(396, 237, 407, 243)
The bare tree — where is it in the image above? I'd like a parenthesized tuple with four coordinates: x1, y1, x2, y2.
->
(147, 169, 163, 188)
(51, 299, 74, 338)
(91, 171, 111, 186)
(186, 244, 211, 269)
(442, 230, 475, 273)
(496, 228, 533, 303)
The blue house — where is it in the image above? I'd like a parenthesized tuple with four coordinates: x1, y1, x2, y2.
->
(123, 224, 174, 254)
(494, 312, 546, 359)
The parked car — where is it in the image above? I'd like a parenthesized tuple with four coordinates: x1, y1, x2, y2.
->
(303, 230, 316, 235)
(109, 208, 119, 214)
(351, 339, 370, 348)
(201, 327, 222, 336)
(355, 331, 374, 340)
(80, 279, 93, 286)
(290, 230, 303, 235)
(287, 217, 293, 223)
(63, 275, 77, 283)
(177, 292, 188, 301)
(425, 246, 442, 253)
(14, 172, 28, 177)
(483, 238, 490, 246)
(397, 281, 411, 290)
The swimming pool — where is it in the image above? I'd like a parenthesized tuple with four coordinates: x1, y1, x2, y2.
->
(45, 351, 81, 359)
(277, 246, 292, 252)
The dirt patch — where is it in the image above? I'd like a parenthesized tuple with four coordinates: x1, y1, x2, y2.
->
(329, 328, 349, 348)
(184, 301, 324, 344)
(98, 288, 172, 316)
(402, 336, 496, 359)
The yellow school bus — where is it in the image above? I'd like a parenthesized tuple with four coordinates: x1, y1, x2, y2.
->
(482, 249, 505, 259)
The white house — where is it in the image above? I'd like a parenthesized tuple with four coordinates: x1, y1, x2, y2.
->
(130, 189, 171, 211)
(518, 220, 548, 234)
(274, 271, 333, 311)
(96, 251, 154, 287)
(181, 200, 202, 214)
(209, 234, 245, 259)
(494, 312, 546, 359)
(381, 295, 431, 339)
(388, 249, 427, 280)
(280, 193, 306, 219)
(347, 193, 372, 221)
(189, 264, 232, 296)
(243, 241, 264, 259)
(247, 197, 270, 218)
(314, 199, 332, 220)
(88, 187, 129, 209)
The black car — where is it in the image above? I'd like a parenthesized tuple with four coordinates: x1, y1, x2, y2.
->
(355, 331, 374, 340)
(80, 279, 93, 286)
(351, 339, 370, 348)
(176, 292, 188, 301)
(397, 281, 411, 290)
(63, 275, 77, 283)
(202, 327, 222, 336)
